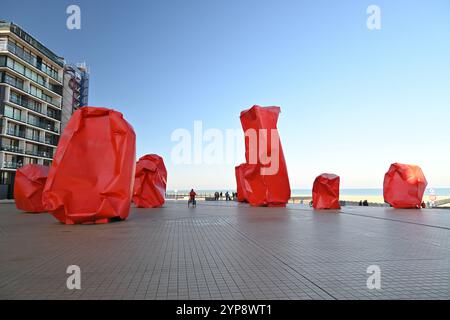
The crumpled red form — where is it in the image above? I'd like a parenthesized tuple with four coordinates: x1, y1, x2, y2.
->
(42, 107, 136, 224)
(235, 164, 249, 202)
(383, 163, 427, 209)
(14, 164, 50, 213)
(312, 173, 341, 210)
(133, 154, 167, 208)
(235, 105, 291, 206)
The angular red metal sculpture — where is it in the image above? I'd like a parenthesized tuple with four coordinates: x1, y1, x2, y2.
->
(235, 105, 291, 206)
(14, 164, 50, 213)
(383, 163, 427, 209)
(133, 154, 167, 208)
(312, 173, 341, 210)
(42, 107, 136, 224)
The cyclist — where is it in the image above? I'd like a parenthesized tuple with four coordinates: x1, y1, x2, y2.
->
(188, 189, 197, 207)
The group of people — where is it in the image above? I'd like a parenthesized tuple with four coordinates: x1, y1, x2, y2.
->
(188, 189, 238, 207)
(358, 200, 369, 207)
(213, 191, 236, 201)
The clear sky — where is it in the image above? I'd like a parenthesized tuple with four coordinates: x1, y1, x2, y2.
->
(2, 0, 450, 190)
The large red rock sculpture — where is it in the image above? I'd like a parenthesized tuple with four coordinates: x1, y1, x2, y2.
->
(133, 154, 167, 208)
(312, 173, 341, 210)
(235, 105, 291, 206)
(383, 163, 427, 209)
(42, 107, 136, 224)
(14, 164, 50, 213)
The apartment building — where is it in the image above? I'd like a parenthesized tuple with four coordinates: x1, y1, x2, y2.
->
(0, 21, 64, 199)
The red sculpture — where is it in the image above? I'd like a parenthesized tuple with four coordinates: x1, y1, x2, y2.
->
(14, 164, 50, 213)
(235, 105, 291, 206)
(235, 164, 249, 202)
(42, 107, 136, 224)
(383, 163, 428, 209)
(312, 173, 341, 210)
(133, 154, 167, 208)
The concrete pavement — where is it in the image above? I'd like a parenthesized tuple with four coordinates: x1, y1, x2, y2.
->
(0, 200, 449, 299)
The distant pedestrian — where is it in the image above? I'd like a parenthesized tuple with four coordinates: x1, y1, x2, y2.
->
(225, 191, 230, 201)
(363, 200, 369, 207)
(188, 189, 197, 207)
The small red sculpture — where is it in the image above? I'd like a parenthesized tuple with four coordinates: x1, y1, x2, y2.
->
(312, 173, 341, 210)
(133, 154, 167, 208)
(383, 163, 428, 209)
(14, 164, 50, 213)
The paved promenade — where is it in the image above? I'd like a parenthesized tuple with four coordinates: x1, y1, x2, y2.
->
(0, 201, 449, 300)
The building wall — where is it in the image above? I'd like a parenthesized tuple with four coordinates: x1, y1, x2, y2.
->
(0, 21, 64, 199)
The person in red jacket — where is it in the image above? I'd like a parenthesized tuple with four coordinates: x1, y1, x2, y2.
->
(188, 189, 197, 207)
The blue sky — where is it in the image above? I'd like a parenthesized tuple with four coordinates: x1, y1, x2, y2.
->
(3, 0, 450, 190)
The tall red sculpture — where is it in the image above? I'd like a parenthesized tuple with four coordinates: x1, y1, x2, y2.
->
(383, 163, 427, 209)
(42, 107, 136, 224)
(235, 105, 291, 206)
(312, 173, 341, 210)
(14, 164, 50, 213)
(133, 154, 167, 208)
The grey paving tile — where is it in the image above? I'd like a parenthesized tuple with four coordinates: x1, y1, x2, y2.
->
(0, 201, 449, 299)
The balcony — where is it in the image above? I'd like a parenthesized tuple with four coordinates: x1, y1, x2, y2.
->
(0, 144, 24, 154)
(25, 133, 44, 144)
(0, 56, 62, 96)
(27, 118, 60, 134)
(44, 137, 58, 146)
(9, 93, 43, 114)
(4, 112, 26, 123)
(1, 73, 60, 108)
(3, 161, 23, 169)
(25, 149, 53, 158)
(7, 128, 26, 139)
(46, 109, 60, 121)
(6, 41, 62, 83)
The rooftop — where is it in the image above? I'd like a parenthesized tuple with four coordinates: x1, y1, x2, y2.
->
(0, 20, 64, 67)
(0, 201, 449, 299)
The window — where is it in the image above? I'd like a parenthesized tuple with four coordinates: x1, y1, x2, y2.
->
(3, 73, 23, 90)
(3, 154, 23, 168)
(0, 138, 21, 154)
(45, 132, 58, 145)
(28, 98, 42, 113)
(28, 114, 40, 127)
(6, 56, 14, 68)
(9, 91, 21, 105)
(4, 105, 23, 121)
(7, 123, 24, 137)
(25, 143, 38, 156)
(26, 128, 40, 142)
